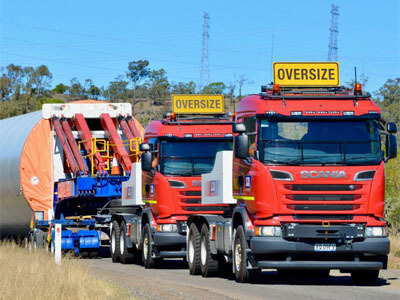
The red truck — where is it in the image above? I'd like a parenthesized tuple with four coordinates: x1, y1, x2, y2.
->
(186, 62, 398, 284)
(109, 95, 234, 267)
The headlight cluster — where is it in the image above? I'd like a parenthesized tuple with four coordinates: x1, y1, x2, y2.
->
(255, 226, 282, 237)
(157, 224, 178, 232)
(365, 226, 387, 237)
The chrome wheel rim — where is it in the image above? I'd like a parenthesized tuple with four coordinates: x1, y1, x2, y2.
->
(200, 236, 207, 266)
(188, 235, 194, 263)
(120, 231, 125, 255)
(235, 241, 241, 272)
(143, 235, 149, 260)
(111, 230, 116, 254)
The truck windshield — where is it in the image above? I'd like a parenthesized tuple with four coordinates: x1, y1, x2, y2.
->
(259, 119, 381, 165)
(160, 139, 233, 176)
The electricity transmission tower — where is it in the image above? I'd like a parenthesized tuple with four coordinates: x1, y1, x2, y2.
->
(328, 4, 339, 61)
(199, 12, 210, 91)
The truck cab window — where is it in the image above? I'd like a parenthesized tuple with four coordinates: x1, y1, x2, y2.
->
(244, 116, 256, 157)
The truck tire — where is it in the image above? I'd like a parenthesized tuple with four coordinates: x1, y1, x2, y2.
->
(120, 221, 134, 264)
(233, 225, 260, 283)
(111, 220, 121, 263)
(187, 223, 201, 275)
(34, 231, 44, 249)
(142, 223, 159, 268)
(200, 224, 219, 277)
(351, 270, 379, 285)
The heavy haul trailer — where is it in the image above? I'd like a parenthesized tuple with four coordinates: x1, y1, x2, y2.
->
(108, 95, 234, 266)
(187, 62, 398, 284)
(0, 101, 144, 256)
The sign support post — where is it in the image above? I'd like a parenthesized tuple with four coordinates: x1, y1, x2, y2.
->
(54, 223, 61, 265)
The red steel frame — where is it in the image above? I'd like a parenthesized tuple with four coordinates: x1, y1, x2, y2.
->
(52, 117, 80, 174)
(60, 117, 88, 173)
(100, 113, 132, 173)
(74, 113, 106, 173)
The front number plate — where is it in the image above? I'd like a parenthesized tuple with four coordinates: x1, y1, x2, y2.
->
(314, 244, 336, 252)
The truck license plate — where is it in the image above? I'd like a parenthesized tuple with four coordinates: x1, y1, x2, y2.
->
(314, 244, 336, 252)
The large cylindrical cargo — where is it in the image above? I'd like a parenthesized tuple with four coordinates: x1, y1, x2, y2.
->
(0, 111, 48, 237)
(0, 101, 144, 238)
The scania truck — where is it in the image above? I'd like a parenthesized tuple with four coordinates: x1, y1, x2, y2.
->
(108, 95, 234, 267)
(186, 62, 398, 284)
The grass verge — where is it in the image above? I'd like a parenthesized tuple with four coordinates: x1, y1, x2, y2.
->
(0, 242, 133, 300)
(389, 235, 400, 269)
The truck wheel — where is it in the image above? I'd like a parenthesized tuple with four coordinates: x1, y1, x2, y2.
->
(200, 224, 219, 277)
(34, 231, 44, 249)
(142, 224, 156, 268)
(111, 220, 121, 263)
(351, 270, 379, 285)
(233, 225, 259, 283)
(120, 221, 134, 264)
(187, 223, 201, 275)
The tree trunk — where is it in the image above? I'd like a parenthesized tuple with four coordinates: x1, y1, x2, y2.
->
(132, 80, 137, 113)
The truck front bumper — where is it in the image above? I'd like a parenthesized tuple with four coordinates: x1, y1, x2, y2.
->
(250, 236, 389, 270)
(153, 232, 186, 247)
(153, 232, 186, 258)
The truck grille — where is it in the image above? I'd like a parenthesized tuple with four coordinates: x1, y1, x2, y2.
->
(282, 183, 366, 215)
(285, 184, 362, 191)
(294, 214, 353, 220)
(179, 191, 201, 204)
(288, 204, 356, 211)
(287, 194, 360, 201)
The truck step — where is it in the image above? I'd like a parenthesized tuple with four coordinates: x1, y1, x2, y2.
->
(158, 251, 186, 258)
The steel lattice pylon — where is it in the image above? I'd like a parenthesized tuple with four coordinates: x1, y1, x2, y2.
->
(199, 12, 210, 91)
(328, 4, 339, 62)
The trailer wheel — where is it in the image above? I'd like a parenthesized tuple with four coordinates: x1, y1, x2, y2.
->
(200, 224, 219, 277)
(34, 231, 44, 249)
(111, 220, 121, 263)
(142, 224, 156, 268)
(187, 223, 201, 275)
(351, 270, 379, 285)
(120, 221, 134, 264)
(233, 225, 259, 283)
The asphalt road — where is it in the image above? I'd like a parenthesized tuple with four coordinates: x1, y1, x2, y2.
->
(84, 257, 400, 300)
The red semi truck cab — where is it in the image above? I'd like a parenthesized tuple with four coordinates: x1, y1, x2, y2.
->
(230, 62, 398, 282)
(186, 63, 397, 283)
(137, 95, 234, 266)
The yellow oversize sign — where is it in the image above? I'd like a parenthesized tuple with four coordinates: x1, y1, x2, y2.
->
(273, 62, 340, 87)
(172, 94, 224, 114)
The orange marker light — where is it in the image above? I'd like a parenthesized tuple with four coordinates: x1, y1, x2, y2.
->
(171, 112, 177, 120)
(354, 83, 362, 95)
(272, 84, 281, 95)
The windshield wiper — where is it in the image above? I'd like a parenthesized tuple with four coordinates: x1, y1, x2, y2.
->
(263, 159, 301, 166)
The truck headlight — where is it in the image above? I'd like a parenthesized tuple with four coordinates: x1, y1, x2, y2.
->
(157, 224, 178, 232)
(365, 226, 387, 237)
(255, 226, 282, 237)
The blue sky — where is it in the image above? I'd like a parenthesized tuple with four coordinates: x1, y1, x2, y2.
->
(1, 0, 399, 95)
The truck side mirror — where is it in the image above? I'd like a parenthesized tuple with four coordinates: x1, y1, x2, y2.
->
(387, 122, 398, 134)
(234, 133, 249, 159)
(233, 123, 246, 133)
(385, 134, 397, 161)
(141, 152, 153, 171)
(139, 143, 151, 151)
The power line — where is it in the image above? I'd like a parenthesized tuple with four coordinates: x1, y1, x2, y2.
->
(199, 12, 210, 91)
(328, 4, 339, 61)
